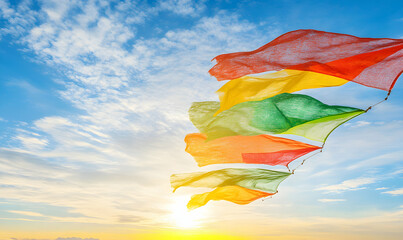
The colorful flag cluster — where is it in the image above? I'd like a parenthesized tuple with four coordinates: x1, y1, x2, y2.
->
(171, 29, 403, 210)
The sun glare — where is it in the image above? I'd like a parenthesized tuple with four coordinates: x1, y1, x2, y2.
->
(170, 196, 208, 229)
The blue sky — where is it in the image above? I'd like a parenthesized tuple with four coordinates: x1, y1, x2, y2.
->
(0, 0, 402, 239)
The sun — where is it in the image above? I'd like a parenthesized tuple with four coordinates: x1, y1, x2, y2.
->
(169, 196, 208, 229)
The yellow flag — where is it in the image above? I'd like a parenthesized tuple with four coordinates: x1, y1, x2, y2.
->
(187, 186, 274, 210)
(215, 69, 348, 115)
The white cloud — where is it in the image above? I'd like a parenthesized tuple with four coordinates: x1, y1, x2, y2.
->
(376, 187, 388, 190)
(348, 120, 371, 128)
(318, 199, 346, 203)
(383, 188, 403, 196)
(158, 0, 206, 16)
(0, 0, 38, 38)
(1, 0, 400, 234)
(391, 169, 403, 175)
(346, 150, 403, 170)
(14, 135, 48, 149)
(8, 210, 44, 217)
(0, 0, 280, 227)
(301, 120, 403, 175)
(316, 177, 376, 193)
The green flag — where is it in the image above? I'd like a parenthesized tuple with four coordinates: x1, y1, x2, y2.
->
(189, 93, 363, 142)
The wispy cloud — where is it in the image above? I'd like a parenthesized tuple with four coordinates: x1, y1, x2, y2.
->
(0, 0, 280, 227)
(318, 199, 346, 203)
(391, 168, 403, 175)
(5, 79, 42, 94)
(14, 135, 48, 149)
(346, 150, 403, 170)
(158, 0, 206, 16)
(8, 210, 44, 217)
(316, 177, 376, 193)
(383, 188, 403, 196)
(1, 0, 401, 236)
(0, 0, 38, 39)
(347, 120, 371, 128)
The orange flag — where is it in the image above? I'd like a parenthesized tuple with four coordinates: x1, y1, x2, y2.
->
(185, 133, 320, 167)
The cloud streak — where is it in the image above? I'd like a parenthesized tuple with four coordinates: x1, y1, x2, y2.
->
(0, 0, 280, 227)
(318, 199, 346, 203)
(8, 210, 44, 217)
(0, 1, 402, 237)
(316, 177, 376, 193)
(383, 188, 403, 196)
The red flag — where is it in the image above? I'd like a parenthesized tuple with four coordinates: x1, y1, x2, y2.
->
(209, 29, 403, 91)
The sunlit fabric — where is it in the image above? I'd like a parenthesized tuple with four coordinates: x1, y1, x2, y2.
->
(215, 69, 348, 115)
(282, 110, 365, 142)
(187, 186, 274, 210)
(172, 29, 395, 210)
(209, 29, 403, 91)
(185, 133, 320, 167)
(189, 93, 362, 141)
(170, 168, 291, 193)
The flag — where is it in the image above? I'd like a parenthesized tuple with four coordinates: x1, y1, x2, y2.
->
(171, 29, 400, 210)
(187, 186, 275, 210)
(189, 93, 363, 141)
(209, 29, 403, 91)
(185, 133, 320, 167)
(215, 69, 348, 114)
(171, 168, 291, 193)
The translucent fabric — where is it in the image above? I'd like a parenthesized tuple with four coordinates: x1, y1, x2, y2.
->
(171, 29, 395, 210)
(187, 186, 274, 210)
(215, 69, 348, 115)
(209, 29, 403, 91)
(282, 110, 365, 142)
(185, 133, 320, 167)
(189, 93, 362, 141)
(171, 168, 291, 193)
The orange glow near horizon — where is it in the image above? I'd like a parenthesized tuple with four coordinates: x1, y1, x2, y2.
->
(0, 230, 250, 240)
